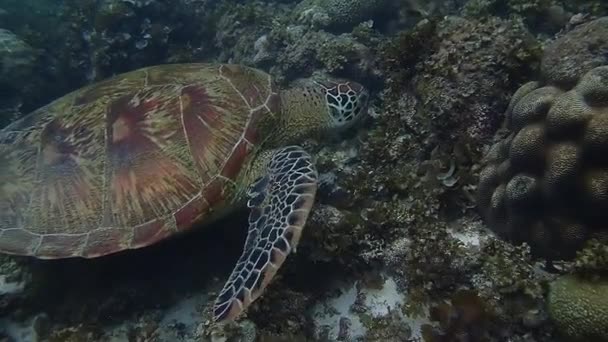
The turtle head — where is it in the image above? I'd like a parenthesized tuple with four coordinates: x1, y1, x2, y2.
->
(274, 77, 368, 145)
(314, 78, 369, 131)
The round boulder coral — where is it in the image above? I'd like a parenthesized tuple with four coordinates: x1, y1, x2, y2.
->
(548, 274, 608, 342)
(477, 66, 608, 259)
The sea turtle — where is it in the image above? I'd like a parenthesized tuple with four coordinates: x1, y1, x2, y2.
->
(0, 63, 368, 322)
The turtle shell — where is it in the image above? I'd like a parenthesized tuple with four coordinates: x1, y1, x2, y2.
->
(0, 63, 280, 258)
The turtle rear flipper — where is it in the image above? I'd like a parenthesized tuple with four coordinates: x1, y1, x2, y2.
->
(213, 146, 318, 322)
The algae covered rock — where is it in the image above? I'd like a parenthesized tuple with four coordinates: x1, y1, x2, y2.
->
(411, 16, 540, 149)
(548, 274, 608, 342)
(574, 239, 608, 273)
(542, 17, 608, 87)
(0, 29, 37, 89)
(0, 255, 33, 316)
(0, 28, 38, 128)
(272, 25, 377, 84)
(478, 65, 608, 259)
(463, 0, 571, 33)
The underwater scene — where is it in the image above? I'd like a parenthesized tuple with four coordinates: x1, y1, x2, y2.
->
(1, 0, 608, 341)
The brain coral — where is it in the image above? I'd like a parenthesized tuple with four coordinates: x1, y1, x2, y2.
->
(296, 0, 388, 29)
(324, 0, 386, 26)
(477, 66, 608, 259)
(548, 274, 608, 341)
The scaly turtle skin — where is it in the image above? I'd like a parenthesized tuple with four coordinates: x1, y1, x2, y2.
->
(0, 63, 368, 321)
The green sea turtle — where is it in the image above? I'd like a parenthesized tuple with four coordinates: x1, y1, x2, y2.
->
(0, 63, 368, 322)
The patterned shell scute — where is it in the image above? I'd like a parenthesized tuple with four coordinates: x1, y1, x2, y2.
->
(0, 63, 280, 258)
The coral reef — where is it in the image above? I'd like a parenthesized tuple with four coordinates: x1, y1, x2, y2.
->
(59, 0, 214, 81)
(463, 0, 607, 33)
(541, 17, 608, 87)
(477, 65, 608, 259)
(0, 256, 32, 317)
(477, 16, 608, 341)
(270, 25, 379, 84)
(1, 1, 608, 341)
(421, 290, 494, 341)
(0, 29, 37, 90)
(574, 239, 608, 273)
(415, 16, 540, 147)
(383, 16, 541, 157)
(309, 274, 414, 340)
(548, 274, 608, 341)
(294, 0, 391, 30)
(464, 0, 559, 29)
(472, 239, 544, 305)
(213, 2, 286, 65)
(283, 12, 551, 340)
(0, 29, 38, 128)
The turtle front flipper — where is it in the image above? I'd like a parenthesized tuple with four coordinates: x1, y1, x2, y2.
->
(213, 146, 318, 322)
